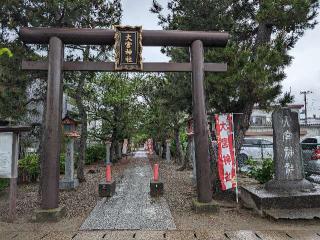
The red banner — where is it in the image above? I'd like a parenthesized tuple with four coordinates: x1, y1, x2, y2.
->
(215, 114, 237, 190)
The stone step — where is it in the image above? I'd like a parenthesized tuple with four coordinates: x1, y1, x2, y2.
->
(3, 230, 320, 240)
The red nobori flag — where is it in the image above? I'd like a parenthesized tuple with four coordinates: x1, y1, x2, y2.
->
(215, 114, 237, 190)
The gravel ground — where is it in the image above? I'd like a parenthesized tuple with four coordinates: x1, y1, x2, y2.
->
(150, 155, 320, 231)
(2, 153, 320, 233)
(0, 157, 131, 222)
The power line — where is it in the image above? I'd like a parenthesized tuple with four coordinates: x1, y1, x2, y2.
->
(300, 90, 313, 125)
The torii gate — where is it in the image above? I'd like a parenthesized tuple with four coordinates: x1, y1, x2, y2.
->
(20, 27, 228, 213)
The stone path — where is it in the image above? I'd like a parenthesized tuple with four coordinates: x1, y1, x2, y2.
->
(2, 230, 320, 240)
(80, 150, 176, 230)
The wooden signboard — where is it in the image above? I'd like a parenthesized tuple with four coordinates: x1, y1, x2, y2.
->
(0, 132, 16, 178)
(114, 25, 143, 71)
(0, 126, 30, 222)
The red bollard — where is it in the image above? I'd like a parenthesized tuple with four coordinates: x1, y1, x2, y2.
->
(153, 164, 159, 182)
(150, 163, 163, 197)
(99, 164, 115, 197)
(106, 164, 112, 182)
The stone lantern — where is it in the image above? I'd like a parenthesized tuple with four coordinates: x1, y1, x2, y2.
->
(62, 115, 78, 133)
(59, 116, 80, 190)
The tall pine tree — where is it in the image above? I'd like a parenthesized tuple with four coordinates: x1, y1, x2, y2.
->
(151, 0, 319, 154)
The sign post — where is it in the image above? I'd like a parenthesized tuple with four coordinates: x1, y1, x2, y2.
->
(0, 126, 31, 222)
(114, 25, 143, 71)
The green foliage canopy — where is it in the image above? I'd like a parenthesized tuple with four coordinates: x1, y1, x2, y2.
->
(151, 0, 319, 152)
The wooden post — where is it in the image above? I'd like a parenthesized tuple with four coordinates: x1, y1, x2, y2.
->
(8, 178, 17, 222)
(191, 40, 212, 203)
(41, 37, 64, 209)
(8, 133, 19, 222)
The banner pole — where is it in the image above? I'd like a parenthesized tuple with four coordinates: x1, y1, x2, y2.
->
(231, 113, 239, 206)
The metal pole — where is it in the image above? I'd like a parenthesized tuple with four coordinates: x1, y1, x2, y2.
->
(304, 92, 307, 125)
(300, 90, 312, 125)
(191, 40, 212, 203)
(41, 37, 63, 209)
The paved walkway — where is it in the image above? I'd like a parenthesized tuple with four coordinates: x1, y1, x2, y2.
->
(80, 150, 176, 230)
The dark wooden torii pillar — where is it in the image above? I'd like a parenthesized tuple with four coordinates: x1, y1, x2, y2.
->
(20, 27, 228, 210)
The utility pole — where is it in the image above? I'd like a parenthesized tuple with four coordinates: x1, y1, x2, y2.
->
(300, 90, 312, 125)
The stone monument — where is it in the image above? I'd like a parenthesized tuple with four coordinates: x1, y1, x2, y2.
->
(241, 108, 320, 219)
(59, 116, 79, 190)
(265, 108, 314, 191)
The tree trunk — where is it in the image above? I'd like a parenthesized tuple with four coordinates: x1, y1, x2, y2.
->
(208, 132, 220, 193)
(234, 104, 254, 157)
(177, 135, 192, 171)
(75, 81, 87, 182)
(233, 19, 273, 157)
(117, 141, 122, 159)
(110, 126, 118, 163)
(255, 22, 273, 50)
(174, 126, 183, 164)
(161, 139, 166, 159)
(110, 139, 116, 163)
(74, 46, 93, 183)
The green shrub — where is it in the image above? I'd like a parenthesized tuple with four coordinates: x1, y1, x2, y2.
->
(180, 130, 188, 152)
(246, 158, 274, 184)
(60, 154, 65, 174)
(0, 179, 9, 191)
(85, 144, 106, 165)
(170, 140, 176, 158)
(19, 153, 66, 182)
(19, 154, 40, 180)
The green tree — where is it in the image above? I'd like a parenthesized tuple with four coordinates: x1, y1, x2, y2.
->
(88, 73, 143, 162)
(0, 44, 35, 121)
(1, 0, 122, 183)
(0, 48, 12, 57)
(136, 73, 190, 164)
(151, 0, 319, 155)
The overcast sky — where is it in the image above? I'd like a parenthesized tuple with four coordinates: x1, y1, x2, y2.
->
(121, 0, 320, 117)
